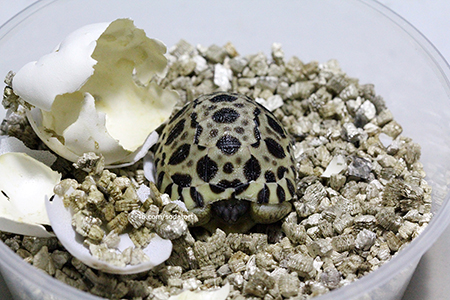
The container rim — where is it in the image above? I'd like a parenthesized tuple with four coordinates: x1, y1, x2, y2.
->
(0, 0, 450, 299)
(318, 0, 450, 298)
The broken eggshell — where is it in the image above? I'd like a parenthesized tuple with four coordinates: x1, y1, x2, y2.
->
(0, 135, 57, 167)
(321, 154, 347, 178)
(12, 18, 178, 167)
(0, 148, 61, 238)
(45, 191, 173, 274)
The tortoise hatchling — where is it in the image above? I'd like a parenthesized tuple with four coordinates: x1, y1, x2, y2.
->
(153, 92, 297, 232)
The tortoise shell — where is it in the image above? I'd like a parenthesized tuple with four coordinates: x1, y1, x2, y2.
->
(153, 92, 296, 230)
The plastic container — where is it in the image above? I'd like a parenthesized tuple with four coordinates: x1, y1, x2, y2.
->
(1, 1, 450, 299)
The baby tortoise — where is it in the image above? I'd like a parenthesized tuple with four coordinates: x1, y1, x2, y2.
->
(153, 92, 297, 232)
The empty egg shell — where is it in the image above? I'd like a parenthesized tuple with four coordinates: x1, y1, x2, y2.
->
(0, 151, 60, 238)
(13, 18, 178, 167)
(45, 191, 173, 274)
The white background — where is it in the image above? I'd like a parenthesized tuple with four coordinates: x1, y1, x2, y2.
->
(0, 1, 450, 299)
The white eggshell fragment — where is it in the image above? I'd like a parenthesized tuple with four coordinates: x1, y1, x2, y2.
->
(168, 283, 230, 300)
(0, 152, 61, 237)
(13, 18, 178, 167)
(0, 135, 57, 167)
(321, 154, 347, 178)
(12, 22, 108, 110)
(45, 192, 173, 274)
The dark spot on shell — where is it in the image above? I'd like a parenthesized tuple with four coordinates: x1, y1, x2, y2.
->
(218, 179, 242, 189)
(170, 140, 179, 150)
(272, 160, 278, 166)
(234, 126, 245, 134)
(251, 140, 260, 148)
(277, 166, 288, 180)
(198, 145, 206, 151)
(265, 170, 276, 182)
(216, 135, 241, 155)
(266, 114, 286, 138)
(203, 111, 210, 117)
(253, 108, 261, 127)
(242, 119, 249, 126)
(286, 178, 295, 197)
(263, 156, 270, 162)
(235, 156, 242, 165)
(194, 125, 203, 144)
(212, 108, 240, 123)
(186, 160, 194, 167)
(277, 184, 286, 203)
(171, 173, 192, 188)
(291, 165, 297, 177)
(210, 129, 219, 138)
(190, 187, 204, 207)
(197, 155, 219, 182)
(157, 171, 165, 189)
(164, 183, 173, 198)
(178, 186, 184, 202)
(253, 107, 261, 117)
(207, 122, 214, 128)
(154, 157, 160, 168)
(190, 112, 198, 128)
(210, 183, 225, 194)
(253, 123, 261, 141)
(243, 155, 261, 181)
(161, 152, 166, 167)
(168, 105, 189, 124)
(207, 104, 217, 110)
(257, 184, 270, 204)
(234, 103, 244, 108)
(165, 119, 186, 146)
(223, 162, 234, 174)
(234, 183, 249, 195)
(192, 98, 200, 108)
(210, 94, 238, 103)
(265, 137, 286, 159)
(168, 144, 191, 165)
(180, 131, 188, 140)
